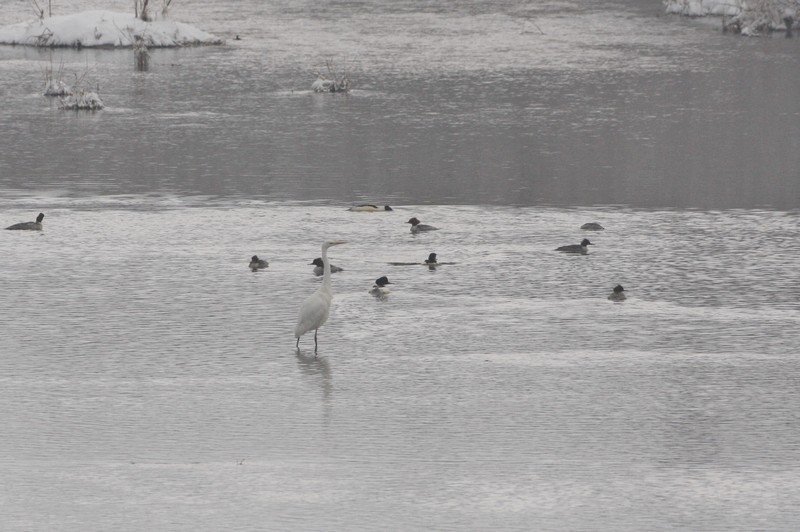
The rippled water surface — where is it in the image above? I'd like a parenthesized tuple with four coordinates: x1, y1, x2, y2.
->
(1, 0, 800, 530)
(3, 202, 800, 531)
(1, 0, 799, 208)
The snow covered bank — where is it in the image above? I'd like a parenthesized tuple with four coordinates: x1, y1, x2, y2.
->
(665, 0, 798, 35)
(0, 10, 222, 47)
(664, 0, 742, 17)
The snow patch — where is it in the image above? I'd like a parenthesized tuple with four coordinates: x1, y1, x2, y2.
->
(664, 0, 798, 36)
(0, 10, 222, 48)
(664, 0, 742, 17)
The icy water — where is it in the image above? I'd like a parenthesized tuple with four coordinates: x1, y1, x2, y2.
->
(1, 1, 800, 531)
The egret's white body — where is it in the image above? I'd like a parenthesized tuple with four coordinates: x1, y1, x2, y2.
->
(295, 240, 346, 352)
(6, 212, 44, 231)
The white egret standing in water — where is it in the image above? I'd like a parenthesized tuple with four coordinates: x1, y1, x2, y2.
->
(294, 240, 347, 353)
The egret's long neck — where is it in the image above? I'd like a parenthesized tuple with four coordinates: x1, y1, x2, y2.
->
(322, 245, 332, 290)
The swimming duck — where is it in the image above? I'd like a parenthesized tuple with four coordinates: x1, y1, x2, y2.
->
(387, 252, 450, 267)
(608, 285, 626, 302)
(6, 212, 44, 231)
(423, 253, 458, 267)
(555, 238, 593, 254)
(310, 257, 343, 276)
(424, 252, 438, 270)
(581, 222, 604, 231)
(407, 217, 438, 233)
(369, 276, 392, 297)
(348, 204, 393, 212)
(249, 255, 269, 271)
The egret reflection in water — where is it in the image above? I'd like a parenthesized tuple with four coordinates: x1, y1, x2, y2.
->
(295, 349, 333, 408)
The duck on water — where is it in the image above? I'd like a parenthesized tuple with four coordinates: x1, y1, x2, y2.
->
(6, 213, 44, 230)
(348, 204, 393, 212)
(370, 276, 392, 298)
(608, 285, 626, 302)
(580, 222, 604, 231)
(249, 255, 269, 271)
(310, 257, 343, 276)
(387, 252, 456, 268)
(407, 217, 438, 233)
(555, 238, 593, 254)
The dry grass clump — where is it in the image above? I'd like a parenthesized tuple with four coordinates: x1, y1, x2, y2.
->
(42, 62, 104, 109)
(311, 59, 351, 93)
(59, 88, 104, 110)
(56, 70, 104, 110)
(43, 61, 71, 96)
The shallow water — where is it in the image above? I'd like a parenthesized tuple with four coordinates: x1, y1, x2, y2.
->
(2, 202, 800, 530)
(1, 0, 800, 530)
(1, 0, 798, 208)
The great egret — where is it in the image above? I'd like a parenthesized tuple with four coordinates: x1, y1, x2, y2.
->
(348, 204, 393, 212)
(369, 276, 392, 298)
(580, 222, 605, 231)
(295, 240, 347, 352)
(407, 217, 438, 233)
(6, 212, 44, 231)
(249, 255, 269, 271)
(555, 238, 593, 254)
(608, 285, 626, 302)
(310, 257, 343, 276)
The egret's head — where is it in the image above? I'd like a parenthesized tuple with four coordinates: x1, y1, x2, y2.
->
(322, 240, 347, 250)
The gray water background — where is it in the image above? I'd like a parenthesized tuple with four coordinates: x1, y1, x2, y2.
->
(1, 0, 799, 530)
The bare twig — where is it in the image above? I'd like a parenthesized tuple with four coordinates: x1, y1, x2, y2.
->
(162, 0, 174, 16)
(30, 0, 44, 19)
(135, 0, 152, 21)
